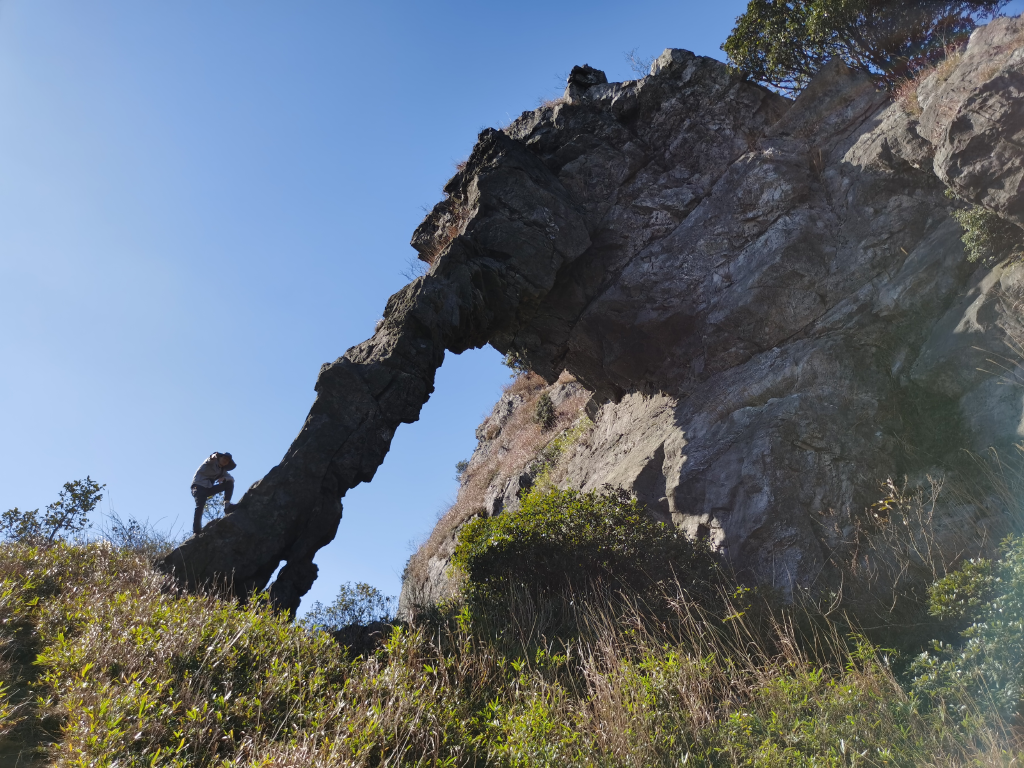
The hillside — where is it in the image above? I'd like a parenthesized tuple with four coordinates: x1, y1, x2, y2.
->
(10, 7, 1024, 764)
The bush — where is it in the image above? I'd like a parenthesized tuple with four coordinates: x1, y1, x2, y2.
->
(452, 487, 724, 609)
(947, 190, 1023, 263)
(912, 535, 1024, 718)
(302, 581, 396, 632)
(0, 543, 481, 766)
(502, 349, 531, 377)
(0, 477, 103, 545)
(723, 0, 1007, 94)
(103, 511, 181, 561)
(533, 392, 556, 430)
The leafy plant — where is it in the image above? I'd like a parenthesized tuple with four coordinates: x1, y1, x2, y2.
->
(723, 0, 1008, 94)
(0, 477, 104, 545)
(502, 350, 531, 377)
(452, 487, 723, 609)
(946, 189, 1023, 263)
(455, 459, 470, 483)
(912, 535, 1024, 717)
(302, 581, 396, 631)
(2, 536, 1021, 764)
(534, 392, 556, 430)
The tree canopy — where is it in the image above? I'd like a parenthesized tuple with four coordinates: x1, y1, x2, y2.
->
(723, 0, 1009, 94)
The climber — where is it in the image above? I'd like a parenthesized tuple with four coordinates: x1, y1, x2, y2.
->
(191, 451, 236, 536)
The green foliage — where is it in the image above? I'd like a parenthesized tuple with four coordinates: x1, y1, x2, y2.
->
(1, 538, 1021, 765)
(455, 458, 470, 482)
(912, 535, 1024, 718)
(723, 0, 1007, 94)
(452, 488, 723, 608)
(0, 543, 486, 766)
(946, 189, 1023, 263)
(502, 349, 530, 377)
(547, 415, 592, 458)
(927, 557, 996, 624)
(0, 477, 104, 545)
(302, 580, 396, 631)
(533, 392, 556, 430)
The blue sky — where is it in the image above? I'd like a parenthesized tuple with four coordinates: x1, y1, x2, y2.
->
(3, 0, 1019, 613)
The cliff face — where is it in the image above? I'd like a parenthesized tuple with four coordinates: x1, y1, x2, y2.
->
(161, 15, 1024, 619)
(401, 17, 1024, 617)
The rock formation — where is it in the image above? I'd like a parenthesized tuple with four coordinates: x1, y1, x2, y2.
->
(162, 16, 1024, 619)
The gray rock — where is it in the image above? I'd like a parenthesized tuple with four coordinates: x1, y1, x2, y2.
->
(564, 64, 609, 103)
(163, 32, 1024, 623)
(160, 129, 591, 614)
(404, 40, 1024, 614)
(920, 15, 1024, 226)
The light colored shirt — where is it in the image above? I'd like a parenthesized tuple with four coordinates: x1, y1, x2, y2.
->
(192, 454, 234, 489)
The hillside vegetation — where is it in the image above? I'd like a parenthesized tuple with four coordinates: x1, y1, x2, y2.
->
(2, 487, 1024, 766)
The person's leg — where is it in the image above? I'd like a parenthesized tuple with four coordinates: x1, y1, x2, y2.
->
(191, 484, 211, 535)
(192, 481, 235, 534)
(219, 474, 234, 507)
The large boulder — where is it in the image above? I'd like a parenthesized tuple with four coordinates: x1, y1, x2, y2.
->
(164, 26, 1024, 622)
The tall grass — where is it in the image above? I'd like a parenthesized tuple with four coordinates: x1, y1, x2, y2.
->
(1, 539, 1021, 766)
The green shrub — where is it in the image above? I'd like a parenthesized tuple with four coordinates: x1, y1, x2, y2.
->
(2, 536, 1020, 764)
(1, 477, 103, 545)
(912, 536, 1024, 718)
(452, 488, 723, 610)
(502, 350, 530, 377)
(953, 205, 1022, 263)
(533, 392, 555, 430)
(302, 580, 396, 631)
(723, 0, 1006, 94)
(0, 542, 490, 766)
(947, 190, 1022, 263)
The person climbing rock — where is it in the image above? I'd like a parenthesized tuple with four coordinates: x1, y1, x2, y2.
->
(191, 451, 236, 535)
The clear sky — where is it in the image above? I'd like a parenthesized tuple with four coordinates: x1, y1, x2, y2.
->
(4, 0, 1019, 614)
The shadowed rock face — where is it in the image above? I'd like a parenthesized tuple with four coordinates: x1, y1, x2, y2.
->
(160, 130, 592, 612)
(163, 19, 1024, 616)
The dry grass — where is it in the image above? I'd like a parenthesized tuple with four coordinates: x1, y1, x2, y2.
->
(894, 50, 963, 117)
(3, 535, 1023, 764)
(454, 580, 1024, 766)
(419, 200, 469, 267)
(536, 96, 566, 110)
(402, 373, 590, 600)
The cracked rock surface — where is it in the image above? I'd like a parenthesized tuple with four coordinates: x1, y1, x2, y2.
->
(164, 21, 1024, 618)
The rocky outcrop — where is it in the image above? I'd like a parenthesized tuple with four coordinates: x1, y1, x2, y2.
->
(160, 130, 592, 613)
(164, 16, 1024, 619)
(920, 16, 1024, 225)
(402, 19, 1024, 616)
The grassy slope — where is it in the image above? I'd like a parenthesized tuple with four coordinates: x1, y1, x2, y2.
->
(0, 540, 1021, 766)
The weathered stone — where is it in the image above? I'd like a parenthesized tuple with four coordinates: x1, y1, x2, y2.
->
(402, 33, 1024, 618)
(160, 130, 590, 613)
(920, 15, 1024, 226)
(564, 65, 610, 103)
(165, 28, 1024, 623)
